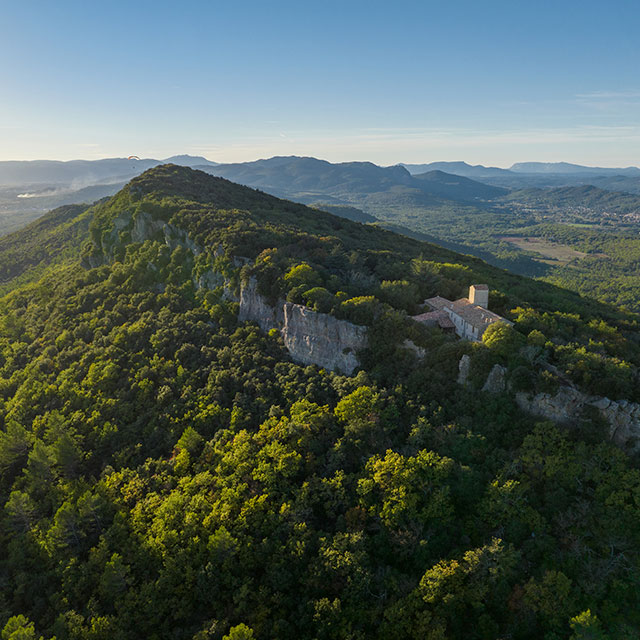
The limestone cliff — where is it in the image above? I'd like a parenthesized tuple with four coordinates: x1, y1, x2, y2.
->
(282, 302, 367, 373)
(239, 277, 367, 374)
(457, 354, 471, 385)
(458, 355, 640, 452)
(516, 388, 640, 452)
(238, 277, 284, 332)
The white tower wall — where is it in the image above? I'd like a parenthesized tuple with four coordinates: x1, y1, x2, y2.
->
(469, 285, 489, 309)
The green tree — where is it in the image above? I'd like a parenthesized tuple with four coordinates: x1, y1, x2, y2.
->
(1, 616, 44, 640)
(222, 624, 254, 640)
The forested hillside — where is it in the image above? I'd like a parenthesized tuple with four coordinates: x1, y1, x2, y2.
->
(1, 166, 640, 639)
(0, 204, 92, 294)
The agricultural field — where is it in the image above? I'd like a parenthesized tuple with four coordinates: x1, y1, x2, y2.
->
(500, 236, 587, 265)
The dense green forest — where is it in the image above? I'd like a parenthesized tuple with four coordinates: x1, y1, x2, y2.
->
(2, 166, 640, 639)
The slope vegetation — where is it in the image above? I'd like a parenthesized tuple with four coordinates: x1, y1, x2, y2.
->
(0, 203, 92, 292)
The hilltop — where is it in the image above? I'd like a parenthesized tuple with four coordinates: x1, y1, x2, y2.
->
(2, 165, 640, 639)
(0, 155, 218, 237)
(401, 161, 514, 178)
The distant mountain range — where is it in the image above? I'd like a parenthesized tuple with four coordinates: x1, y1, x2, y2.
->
(3, 154, 640, 238)
(400, 161, 513, 178)
(0, 155, 218, 187)
(198, 156, 414, 197)
(401, 161, 640, 193)
(510, 162, 640, 176)
(196, 156, 507, 210)
(402, 160, 640, 178)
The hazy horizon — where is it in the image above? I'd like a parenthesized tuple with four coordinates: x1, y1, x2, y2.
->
(1, 153, 639, 171)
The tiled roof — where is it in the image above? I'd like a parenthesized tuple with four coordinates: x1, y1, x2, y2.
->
(412, 310, 455, 329)
(450, 298, 511, 327)
(423, 296, 453, 311)
(471, 284, 488, 290)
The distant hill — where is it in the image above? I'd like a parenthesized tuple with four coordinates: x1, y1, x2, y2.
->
(451, 171, 640, 193)
(163, 154, 218, 167)
(197, 156, 505, 211)
(412, 170, 508, 200)
(501, 184, 640, 215)
(199, 156, 415, 197)
(589, 175, 640, 195)
(400, 161, 640, 191)
(400, 161, 513, 178)
(510, 161, 640, 176)
(0, 155, 218, 186)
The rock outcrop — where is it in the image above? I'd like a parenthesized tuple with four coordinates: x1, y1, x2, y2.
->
(457, 354, 471, 386)
(516, 388, 640, 452)
(482, 364, 506, 393)
(131, 211, 165, 244)
(238, 278, 284, 332)
(282, 303, 367, 373)
(239, 278, 367, 374)
(456, 354, 640, 452)
(402, 339, 426, 360)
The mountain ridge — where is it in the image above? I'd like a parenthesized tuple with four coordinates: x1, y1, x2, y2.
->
(510, 161, 640, 175)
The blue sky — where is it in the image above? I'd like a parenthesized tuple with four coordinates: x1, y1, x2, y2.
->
(1, 0, 639, 166)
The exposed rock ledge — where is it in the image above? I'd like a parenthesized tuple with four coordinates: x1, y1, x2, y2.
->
(515, 387, 640, 452)
(239, 278, 367, 374)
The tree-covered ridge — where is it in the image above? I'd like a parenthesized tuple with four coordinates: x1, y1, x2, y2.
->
(1, 165, 640, 639)
(0, 203, 92, 294)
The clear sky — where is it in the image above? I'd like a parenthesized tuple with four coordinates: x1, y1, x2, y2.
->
(1, 0, 639, 167)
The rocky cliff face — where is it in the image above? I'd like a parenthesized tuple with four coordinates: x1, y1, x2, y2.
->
(457, 354, 471, 385)
(238, 278, 284, 332)
(131, 211, 166, 244)
(458, 355, 640, 452)
(239, 278, 367, 374)
(516, 388, 640, 452)
(282, 302, 367, 373)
